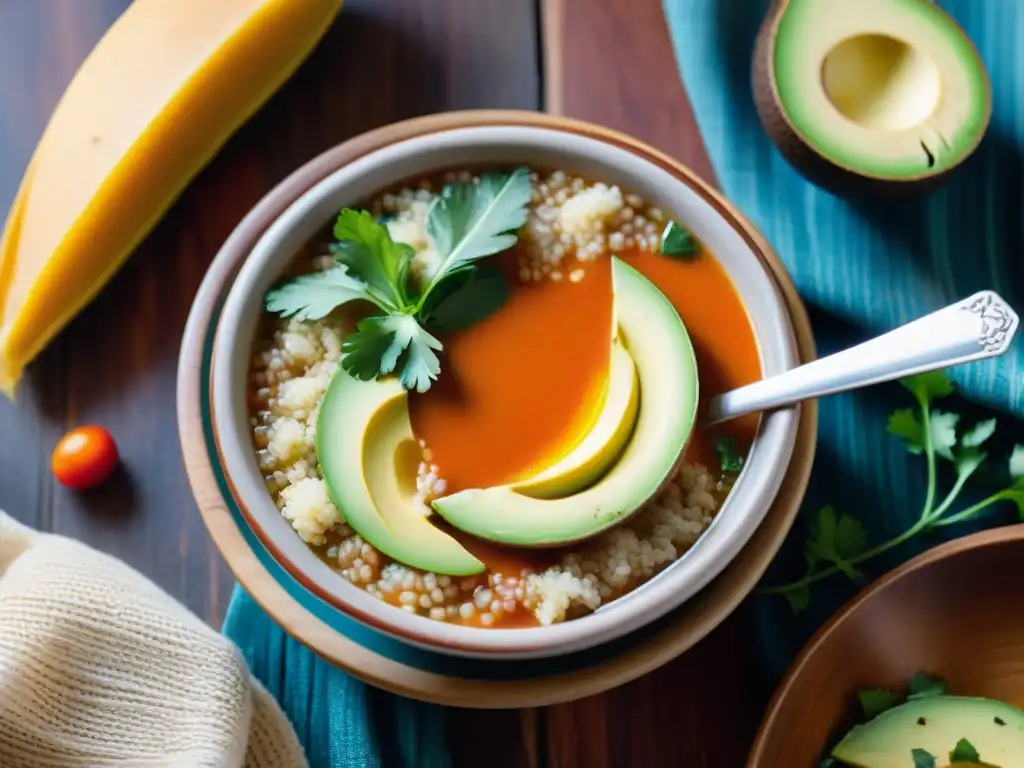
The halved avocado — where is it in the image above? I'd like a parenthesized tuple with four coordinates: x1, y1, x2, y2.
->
(514, 340, 639, 499)
(832, 695, 1024, 767)
(430, 257, 698, 547)
(753, 0, 991, 193)
(317, 372, 484, 576)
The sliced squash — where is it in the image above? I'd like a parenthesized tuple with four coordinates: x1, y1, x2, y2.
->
(0, 0, 344, 397)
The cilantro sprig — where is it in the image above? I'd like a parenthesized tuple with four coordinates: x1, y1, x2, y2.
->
(264, 167, 531, 392)
(764, 370, 1024, 613)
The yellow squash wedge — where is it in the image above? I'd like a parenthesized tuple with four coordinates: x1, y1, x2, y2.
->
(0, 0, 344, 397)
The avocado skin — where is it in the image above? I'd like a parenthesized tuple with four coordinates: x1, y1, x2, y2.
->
(750, 0, 985, 198)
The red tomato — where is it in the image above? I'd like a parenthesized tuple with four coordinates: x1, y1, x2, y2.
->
(51, 426, 119, 490)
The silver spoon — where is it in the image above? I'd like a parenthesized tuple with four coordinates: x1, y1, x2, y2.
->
(706, 291, 1020, 425)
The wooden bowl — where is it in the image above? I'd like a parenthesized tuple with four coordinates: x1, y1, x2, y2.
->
(748, 524, 1024, 765)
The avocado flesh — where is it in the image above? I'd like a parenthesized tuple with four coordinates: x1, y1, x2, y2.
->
(832, 695, 1024, 768)
(773, 0, 989, 178)
(513, 341, 639, 499)
(431, 257, 699, 547)
(317, 373, 484, 576)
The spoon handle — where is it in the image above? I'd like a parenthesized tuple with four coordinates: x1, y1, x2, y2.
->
(706, 291, 1020, 425)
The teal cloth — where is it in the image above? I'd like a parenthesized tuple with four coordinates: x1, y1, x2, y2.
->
(663, 0, 1024, 693)
(223, 586, 450, 768)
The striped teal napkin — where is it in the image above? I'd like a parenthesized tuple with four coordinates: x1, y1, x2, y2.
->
(223, 586, 451, 768)
(663, 0, 1024, 690)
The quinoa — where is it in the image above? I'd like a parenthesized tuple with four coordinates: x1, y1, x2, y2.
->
(519, 169, 666, 283)
(247, 169, 725, 628)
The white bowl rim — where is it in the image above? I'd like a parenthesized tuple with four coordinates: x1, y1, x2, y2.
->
(211, 122, 800, 659)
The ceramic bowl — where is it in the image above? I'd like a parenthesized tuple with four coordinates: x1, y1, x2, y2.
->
(209, 111, 802, 659)
(749, 525, 1024, 765)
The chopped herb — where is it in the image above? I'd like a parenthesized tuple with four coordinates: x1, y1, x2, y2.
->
(782, 584, 810, 614)
(265, 265, 376, 322)
(804, 505, 868, 584)
(818, 758, 839, 768)
(714, 436, 745, 474)
(421, 263, 509, 334)
(917, 717, 926, 725)
(912, 748, 937, 768)
(264, 167, 531, 391)
(995, 716, 1007, 726)
(341, 314, 442, 393)
(763, 370, 1024, 612)
(858, 688, 900, 719)
(949, 738, 981, 762)
(423, 168, 533, 295)
(660, 220, 697, 258)
(907, 672, 948, 700)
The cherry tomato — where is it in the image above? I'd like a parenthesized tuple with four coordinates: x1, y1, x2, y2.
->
(51, 426, 119, 490)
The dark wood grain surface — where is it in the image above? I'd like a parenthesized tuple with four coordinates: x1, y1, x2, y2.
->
(0, 0, 766, 764)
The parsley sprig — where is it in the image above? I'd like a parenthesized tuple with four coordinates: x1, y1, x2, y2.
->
(264, 167, 532, 392)
(765, 370, 1024, 613)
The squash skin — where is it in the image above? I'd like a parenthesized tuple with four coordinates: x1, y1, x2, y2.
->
(0, 0, 344, 397)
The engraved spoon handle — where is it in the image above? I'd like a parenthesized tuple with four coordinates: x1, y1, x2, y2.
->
(706, 291, 1020, 425)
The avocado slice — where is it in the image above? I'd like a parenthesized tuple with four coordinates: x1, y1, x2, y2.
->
(317, 372, 484, 576)
(753, 0, 990, 191)
(431, 257, 698, 547)
(514, 340, 639, 499)
(832, 696, 1024, 767)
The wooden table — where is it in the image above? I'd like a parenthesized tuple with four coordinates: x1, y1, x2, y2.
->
(0, 1, 765, 764)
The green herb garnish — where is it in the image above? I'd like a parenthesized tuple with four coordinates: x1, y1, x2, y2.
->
(714, 436, 745, 474)
(950, 738, 981, 762)
(764, 370, 1024, 612)
(912, 748, 937, 768)
(265, 167, 531, 392)
(660, 220, 697, 258)
(907, 672, 948, 700)
(858, 688, 901, 719)
(421, 262, 509, 334)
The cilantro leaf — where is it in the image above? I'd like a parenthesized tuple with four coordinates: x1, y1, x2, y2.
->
(954, 420, 996, 479)
(835, 513, 869, 561)
(1010, 445, 1024, 481)
(267, 168, 532, 392)
(961, 418, 997, 448)
(332, 209, 414, 309)
(907, 671, 948, 699)
(858, 688, 901, 719)
(929, 411, 960, 461)
(805, 506, 868, 583)
(818, 759, 838, 768)
(901, 371, 955, 402)
(423, 263, 510, 334)
(887, 409, 925, 454)
(912, 748, 937, 768)
(954, 447, 987, 481)
(949, 738, 980, 762)
(660, 221, 697, 258)
(423, 167, 532, 295)
(338, 316, 398, 382)
(264, 266, 375, 321)
(341, 314, 442, 393)
(782, 584, 810, 615)
(714, 436, 745, 474)
(767, 368, 1024, 606)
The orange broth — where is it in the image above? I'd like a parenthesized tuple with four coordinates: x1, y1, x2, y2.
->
(408, 245, 762, 575)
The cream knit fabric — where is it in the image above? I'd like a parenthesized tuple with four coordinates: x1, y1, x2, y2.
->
(0, 512, 308, 767)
